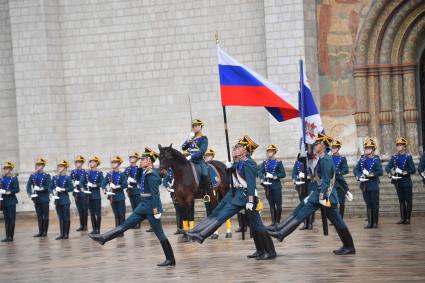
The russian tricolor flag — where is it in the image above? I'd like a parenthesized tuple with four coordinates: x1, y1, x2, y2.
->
(218, 47, 299, 122)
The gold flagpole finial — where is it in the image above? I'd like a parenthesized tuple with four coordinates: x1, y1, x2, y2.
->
(215, 31, 219, 45)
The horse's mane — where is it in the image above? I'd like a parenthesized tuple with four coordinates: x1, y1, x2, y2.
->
(168, 147, 189, 165)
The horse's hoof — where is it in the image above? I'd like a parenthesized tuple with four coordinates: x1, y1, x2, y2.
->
(225, 232, 232, 238)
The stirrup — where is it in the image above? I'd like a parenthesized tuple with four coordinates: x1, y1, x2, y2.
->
(203, 194, 211, 203)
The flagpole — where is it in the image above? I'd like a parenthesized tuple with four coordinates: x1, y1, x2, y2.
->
(216, 32, 231, 163)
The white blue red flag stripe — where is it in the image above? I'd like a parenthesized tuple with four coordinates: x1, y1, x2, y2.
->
(218, 47, 298, 122)
(298, 60, 323, 145)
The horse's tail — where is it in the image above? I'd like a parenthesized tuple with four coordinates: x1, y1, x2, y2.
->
(209, 160, 230, 199)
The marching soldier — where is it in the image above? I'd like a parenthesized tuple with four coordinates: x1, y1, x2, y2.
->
(89, 147, 176, 266)
(182, 119, 210, 201)
(81, 156, 104, 234)
(125, 152, 142, 229)
(183, 136, 276, 260)
(269, 133, 356, 255)
(419, 151, 425, 184)
(71, 155, 89, 231)
(162, 168, 183, 234)
(331, 139, 353, 218)
(353, 138, 383, 229)
(1, 161, 19, 242)
(260, 144, 286, 228)
(291, 154, 314, 230)
(204, 148, 232, 239)
(102, 156, 127, 235)
(385, 137, 416, 224)
(26, 158, 51, 237)
(50, 160, 73, 240)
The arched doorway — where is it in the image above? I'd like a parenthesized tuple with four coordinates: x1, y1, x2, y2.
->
(352, 0, 425, 158)
(419, 50, 425, 152)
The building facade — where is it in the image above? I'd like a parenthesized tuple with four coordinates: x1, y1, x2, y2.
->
(0, 0, 424, 210)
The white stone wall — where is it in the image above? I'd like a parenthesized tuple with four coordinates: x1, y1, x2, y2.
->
(0, 0, 19, 164)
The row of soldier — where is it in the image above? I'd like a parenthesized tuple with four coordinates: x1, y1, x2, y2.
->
(1, 118, 425, 265)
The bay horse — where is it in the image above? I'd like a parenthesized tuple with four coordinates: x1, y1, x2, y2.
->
(157, 144, 230, 239)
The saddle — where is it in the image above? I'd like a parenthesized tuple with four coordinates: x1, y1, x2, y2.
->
(189, 162, 220, 188)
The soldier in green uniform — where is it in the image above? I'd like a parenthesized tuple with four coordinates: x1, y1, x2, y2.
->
(183, 136, 276, 260)
(353, 138, 383, 229)
(50, 160, 73, 240)
(102, 156, 127, 234)
(259, 144, 286, 228)
(80, 156, 104, 234)
(331, 139, 353, 219)
(269, 133, 356, 255)
(125, 152, 142, 229)
(26, 158, 51, 237)
(89, 147, 176, 266)
(385, 137, 416, 224)
(182, 119, 210, 201)
(71, 155, 89, 231)
(1, 161, 19, 242)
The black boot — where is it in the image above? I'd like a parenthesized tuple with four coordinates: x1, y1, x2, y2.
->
(9, 222, 15, 242)
(267, 207, 276, 228)
(307, 214, 314, 230)
(396, 204, 406, 224)
(268, 214, 295, 232)
(76, 211, 84, 231)
(34, 217, 43, 237)
(63, 221, 70, 239)
(41, 219, 49, 237)
(181, 217, 211, 234)
(55, 220, 64, 240)
(2, 222, 10, 242)
(89, 215, 97, 234)
(405, 202, 412, 224)
(299, 214, 311, 230)
(372, 208, 379, 228)
(157, 239, 176, 266)
(339, 204, 345, 219)
(364, 208, 373, 229)
(83, 211, 88, 231)
(276, 208, 282, 224)
(183, 219, 220, 244)
(333, 227, 356, 255)
(95, 216, 101, 234)
(247, 231, 264, 258)
(256, 232, 277, 260)
(268, 217, 303, 242)
(88, 225, 126, 245)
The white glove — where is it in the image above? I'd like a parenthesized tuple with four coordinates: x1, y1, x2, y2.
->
(73, 181, 80, 186)
(246, 202, 254, 211)
(362, 169, 369, 176)
(0, 189, 6, 194)
(319, 199, 327, 206)
(154, 213, 162, 219)
(169, 188, 175, 193)
(265, 173, 273, 179)
(33, 185, 41, 191)
(55, 187, 63, 192)
(110, 183, 116, 189)
(127, 177, 135, 183)
(346, 191, 353, 202)
(188, 132, 195, 140)
(298, 172, 305, 179)
(186, 155, 192, 161)
(87, 182, 95, 188)
(395, 167, 403, 174)
(225, 161, 232, 169)
(421, 172, 425, 178)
